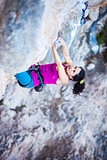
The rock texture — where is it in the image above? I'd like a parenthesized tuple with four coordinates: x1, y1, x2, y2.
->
(0, 0, 107, 160)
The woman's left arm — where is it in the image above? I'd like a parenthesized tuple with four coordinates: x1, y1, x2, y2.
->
(52, 44, 69, 85)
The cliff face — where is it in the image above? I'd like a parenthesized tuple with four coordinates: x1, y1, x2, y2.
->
(0, 0, 107, 160)
(0, 0, 106, 98)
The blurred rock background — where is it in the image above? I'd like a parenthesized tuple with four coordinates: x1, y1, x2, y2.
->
(0, 0, 107, 160)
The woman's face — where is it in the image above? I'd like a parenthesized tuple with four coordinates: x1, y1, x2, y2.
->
(66, 65, 81, 79)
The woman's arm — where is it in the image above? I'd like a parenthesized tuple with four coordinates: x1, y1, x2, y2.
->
(61, 38, 73, 65)
(52, 44, 69, 85)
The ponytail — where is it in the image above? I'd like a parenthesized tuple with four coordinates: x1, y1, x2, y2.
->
(73, 80, 85, 95)
(72, 67, 85, 95)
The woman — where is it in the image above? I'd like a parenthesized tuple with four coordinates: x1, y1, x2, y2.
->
(15, 38, 85, 94)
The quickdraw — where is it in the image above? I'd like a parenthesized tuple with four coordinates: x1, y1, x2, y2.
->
(80, 1, 88, 25)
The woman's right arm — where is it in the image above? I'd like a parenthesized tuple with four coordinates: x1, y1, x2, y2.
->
(61, 38, 73, 66)
(52, 44, 69, 85)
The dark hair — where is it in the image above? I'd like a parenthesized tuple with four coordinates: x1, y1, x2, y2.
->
(72, 67, 85, 95)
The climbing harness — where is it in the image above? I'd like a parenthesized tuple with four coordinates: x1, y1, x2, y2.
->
(80, 1, 88, 25)
(15, 65, 46, 91)
(29, 65, 46, 92)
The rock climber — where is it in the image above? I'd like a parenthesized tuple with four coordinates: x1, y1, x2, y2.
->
(15, 37, 85, 94)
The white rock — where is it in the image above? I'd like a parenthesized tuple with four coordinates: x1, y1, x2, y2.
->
(92, 45, 99, 53)
(0, 69, 9, 100)
(0, 0, 106, 159)
(87, 64, 95, 70)
(89, 7, 99, 21)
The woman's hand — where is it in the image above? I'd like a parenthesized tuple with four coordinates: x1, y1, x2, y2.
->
(58, 37, 66, 46)
(52, 43, 57, 51)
